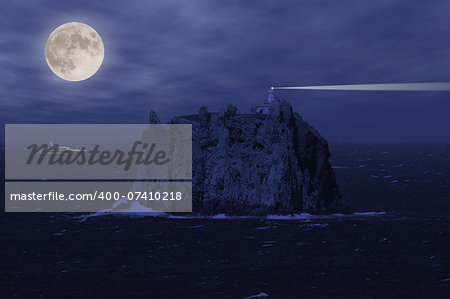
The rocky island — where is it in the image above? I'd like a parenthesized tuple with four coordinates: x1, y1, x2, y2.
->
(145, 99, 346, 215)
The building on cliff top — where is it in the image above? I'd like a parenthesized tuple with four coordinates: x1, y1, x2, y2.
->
(254, 88, 274, 114)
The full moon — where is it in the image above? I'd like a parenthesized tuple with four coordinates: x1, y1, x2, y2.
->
(45, 22, 104, 81)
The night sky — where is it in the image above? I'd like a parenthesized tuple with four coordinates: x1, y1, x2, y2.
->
(2, 0, 450, 142)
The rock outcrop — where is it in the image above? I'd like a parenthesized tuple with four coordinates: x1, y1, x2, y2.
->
(149, 99, 345, 215)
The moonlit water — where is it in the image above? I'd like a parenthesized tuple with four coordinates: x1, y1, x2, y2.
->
(2, 144, 450, 297)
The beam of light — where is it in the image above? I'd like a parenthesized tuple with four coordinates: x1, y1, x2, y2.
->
(271, 82, 450, 91)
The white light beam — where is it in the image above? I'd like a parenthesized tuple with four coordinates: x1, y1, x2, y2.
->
(271, 82, 450, 91)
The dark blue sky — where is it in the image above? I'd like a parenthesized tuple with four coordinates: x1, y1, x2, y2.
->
(1, 0, 450, 142)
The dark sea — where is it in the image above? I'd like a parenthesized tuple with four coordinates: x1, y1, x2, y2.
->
(1, 144, 449, 298)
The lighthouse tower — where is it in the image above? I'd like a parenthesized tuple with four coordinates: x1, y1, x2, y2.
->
(267, 87, 274, 103)
(254, 87, 275, 114)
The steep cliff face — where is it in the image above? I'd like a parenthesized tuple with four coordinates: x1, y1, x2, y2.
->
(150, 99, 345, 215)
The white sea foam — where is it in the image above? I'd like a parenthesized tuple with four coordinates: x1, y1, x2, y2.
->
(75, 211, 387, 221)
(245, 292, 269, 298)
